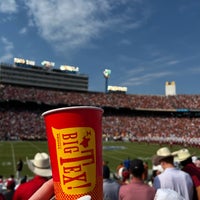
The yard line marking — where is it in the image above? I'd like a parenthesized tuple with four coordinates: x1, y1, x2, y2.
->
(10, 142, 16, 174)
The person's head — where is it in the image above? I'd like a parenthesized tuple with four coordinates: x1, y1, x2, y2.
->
(129, 159, 144, 178)
(6, 179, 15, 190)
(103, 160, 109, 166)
(20, 175, 27, 184)
(26, 152, 52, 177)
(122, 169, 130, 182)
(103, 165, 110, 179)
(152, 165, 163, 177)
(159, 156, 174, 169)
(195, 158, 200, 168)
(153, 147, 174, 169)
(176, 148, 193, 167)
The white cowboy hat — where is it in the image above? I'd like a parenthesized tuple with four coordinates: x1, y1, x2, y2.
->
(176, 149, 194, 162)
(153, 147, 173, 166)
(26, 152, 52, 177)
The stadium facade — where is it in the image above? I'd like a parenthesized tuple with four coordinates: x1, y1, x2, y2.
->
(0, 63, 88, 92)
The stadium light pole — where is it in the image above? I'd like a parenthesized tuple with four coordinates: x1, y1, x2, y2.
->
(103, 69, 111, 93)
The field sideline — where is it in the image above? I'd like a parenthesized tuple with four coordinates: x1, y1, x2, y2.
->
(0, 140, 200, 178)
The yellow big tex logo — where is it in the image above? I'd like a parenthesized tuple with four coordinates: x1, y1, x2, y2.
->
(52, 127, 96, 195)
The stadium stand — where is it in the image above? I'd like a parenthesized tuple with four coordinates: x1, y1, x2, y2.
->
(1, 83, 200, 147)
(1, 61, 200, 146)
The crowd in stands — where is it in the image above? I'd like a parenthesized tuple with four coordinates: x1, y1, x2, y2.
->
(1, 84, 200, 109)
(1, 109, 200, 147)
(1, 84, 200, 147)
(0, 109, 45, 140)
(103, 115, 200, 147)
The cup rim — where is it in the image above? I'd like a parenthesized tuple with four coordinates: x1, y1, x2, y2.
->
(42, 106, 103, 117)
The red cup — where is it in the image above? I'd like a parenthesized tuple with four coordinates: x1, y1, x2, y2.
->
(42, 106, 103, 200)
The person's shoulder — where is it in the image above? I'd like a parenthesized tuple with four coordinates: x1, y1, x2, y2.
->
(177, 169, 193, 182)
(146, 184, 156, 192)
(119, 183, 130, 194)
(15, 181, 28, 191)
(140, 182, 156, 190)
(104, 178, 120, 186)
(154, 172, 163, 180)
(13, 183, 26, 199)
(179, 168, 192, 177)
(119, 182, 129, 188)
(15, 177, 36, 191)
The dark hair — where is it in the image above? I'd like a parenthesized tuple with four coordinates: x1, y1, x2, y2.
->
(130, 159, 144, 178)
(103, 165, 110, 179)
(160, 155, 174, 164)
(180, 157, 192, 166)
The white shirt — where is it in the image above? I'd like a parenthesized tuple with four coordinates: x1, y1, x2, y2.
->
(153, 167, 193, 200)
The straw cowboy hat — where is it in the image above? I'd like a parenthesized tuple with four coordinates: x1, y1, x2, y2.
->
(26, 152, 52, 177)
(153, 147, 173, 166)
(175, 148, 194, 162)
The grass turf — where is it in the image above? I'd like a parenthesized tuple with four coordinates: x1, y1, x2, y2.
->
(0, 140, 199, 178)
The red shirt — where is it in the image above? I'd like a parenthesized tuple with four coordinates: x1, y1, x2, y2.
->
(182, 162, 200, 187)
(119, 179, 156, 200)
(13, 176, 49, 200)
(182, 162, 200, 200)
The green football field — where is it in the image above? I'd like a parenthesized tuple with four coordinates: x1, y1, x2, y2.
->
(0, 140, 200, 179)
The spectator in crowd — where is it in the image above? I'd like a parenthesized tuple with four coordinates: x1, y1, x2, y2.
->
(121, 169, 130, 185)
(13, 152, 52, 200)
(0, 175, 3, 192)
(115, 166, 130, 185)
(103, 164, 120, 200)
(142, 161, 149, 183)
(153, 147, 194, 200)
(148, 165, 163, 186)
(194, 158, 200, 168)
(123, 157, 131, 170)
(116, 162, 124, 178)
(16, 158, 23, 181)
(176, 149, 200, 200)
(20, 175, 27, 184)
(15, 175, 27, 190)
(119, 158, 156, 200)
(2, 175, 16, 200)
(117, 166, 126, 182)
(103, 160, 109, 166)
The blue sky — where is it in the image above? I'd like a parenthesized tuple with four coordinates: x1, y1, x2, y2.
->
(0, 0, 200, 95)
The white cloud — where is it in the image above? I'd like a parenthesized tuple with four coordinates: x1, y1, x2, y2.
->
(167, 60, 180, 65)
(24, 0, 148, 52)
(0, 0, 17, 14)
(0, 37, 14, 62)
(122, 71, 171, 86)
(19, 27, 27, 35)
